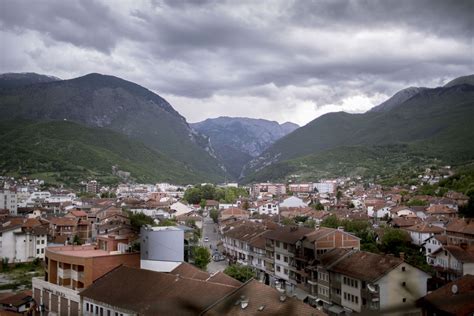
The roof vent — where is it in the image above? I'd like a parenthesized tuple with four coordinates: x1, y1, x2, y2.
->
(240, 295, 249, 309)
(258, 305, 265, 311)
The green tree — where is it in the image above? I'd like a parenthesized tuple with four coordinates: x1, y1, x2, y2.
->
(379, 228, 411, 255)
(193, 246, 211, 270)
(407, 199, 427, 206)
(459, 191, 474, 218)
(72, 235, 82, 245)
(184, 187, 202, 204)
(210, 209, 219, 223)
(321, 215, 340, 228)
(127, 212, 155, 232)
(224, 264, 256, 282)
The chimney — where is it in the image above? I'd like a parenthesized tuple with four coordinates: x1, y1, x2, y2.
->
(337, 226, 344, 232)
(399, 252, 405, 260)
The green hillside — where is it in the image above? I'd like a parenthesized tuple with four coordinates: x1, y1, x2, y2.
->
(244, 80, 474, 183)
(0, 73, 227, 182)
(0, 120, 211, 185)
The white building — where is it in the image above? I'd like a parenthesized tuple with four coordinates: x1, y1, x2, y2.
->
(314, 181, 336, 194)
(0, 223, 47, 263)
(170, 201, 193, 217)
(140, 226, 184, 272)
(0, 189, 17, 215)
(279, 196, 307, 208)
(403, 223, 445, 246)
(256, 201, 279, 215)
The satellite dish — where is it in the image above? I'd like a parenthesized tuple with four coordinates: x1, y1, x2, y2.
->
(367, 284, 377, 293)
(451, 284, 458, 295)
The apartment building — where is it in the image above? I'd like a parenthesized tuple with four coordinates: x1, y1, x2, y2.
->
(0, 189, 17, 215)
(32, 244, 139, 315)
(315, 249, 430, 315)
(0, 221, 48, 263)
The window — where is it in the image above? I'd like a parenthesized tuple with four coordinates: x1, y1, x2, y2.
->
(402, 266, 406, 272)
(284, 256, 288, 263)
(284, 269, 288, 275)
(36, 249, 40, 255)
(276, 254, 281, 260)
(41, 248, 44, 254)
(86, 303, 89, 312)
(276, 265, 281, 272)
(276, 241, 280, 247)
(283, 243, 287, 250)
(403, 298, 406, 303)
(402, 282, 406, 287)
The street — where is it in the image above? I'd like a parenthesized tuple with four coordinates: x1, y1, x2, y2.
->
(201, 216, 228, 273)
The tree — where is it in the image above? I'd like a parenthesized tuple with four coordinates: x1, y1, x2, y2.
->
(184, 187, 202, 204)
(459, 190, 474, 218)
(313, 203, 324, 210)
(224, 264, 256, 282)
(321, 215, 340, 228)
(210, 209, 219, 223)
(193, 246, 211, 270)
(128, 212, 155, 232)
(72, 235, 82, 245)
(379, 228, 411, 255)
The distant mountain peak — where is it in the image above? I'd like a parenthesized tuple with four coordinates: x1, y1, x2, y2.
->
(0, 72, 61, 88)
(369, 86, 426, 113)
(444, 74, 474, 87)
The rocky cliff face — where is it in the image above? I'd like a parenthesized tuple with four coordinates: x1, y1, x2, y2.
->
(191, 117, 299, 178)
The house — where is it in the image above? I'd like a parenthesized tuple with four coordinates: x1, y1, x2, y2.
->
(423, 235, 447, 264)
(175, 211, 203, 229)
(317, 249, 430, 315)
(32, 244, 140, 315)
(205, 200, 219, 211)
(79, 266, 238, 316)
(429, 244, 474, 281)
(201, 279, 326, 316)
(445, 218, 474, 246)
(0, 219, 48, 263)
(220, 207, 250, 221)
(170, 201, 194, 217)
(255, 201, 279, 215)
(279, 196, 308, 208)
(0, 290, 34, 314)
(222, 222, 268, 269)
(417, 274, 474, 316)
(403, 223, 445, 246)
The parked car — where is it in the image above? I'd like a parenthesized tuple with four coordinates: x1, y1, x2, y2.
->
(204, 237, 209, 242)
(212, 253, 225, 262)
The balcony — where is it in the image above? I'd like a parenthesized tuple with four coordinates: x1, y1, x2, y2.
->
(57, 267, 71, 279)
(71, 270, 84, 281)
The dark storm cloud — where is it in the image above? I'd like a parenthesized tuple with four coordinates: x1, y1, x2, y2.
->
(0, 0, 472, 124)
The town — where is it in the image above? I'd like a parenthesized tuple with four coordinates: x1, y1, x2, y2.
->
(0, 168, 472, 316)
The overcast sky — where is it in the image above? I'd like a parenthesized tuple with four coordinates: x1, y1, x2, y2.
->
(1, 0, 472, 125)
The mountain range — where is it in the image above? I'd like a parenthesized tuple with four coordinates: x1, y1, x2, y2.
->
(190, 117, 298, 178)
(243, 75, 474, 183)
(0, 72, 473, 185)
(0, 73, 226, 184)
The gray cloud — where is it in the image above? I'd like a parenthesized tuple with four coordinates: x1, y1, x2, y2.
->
(0, 0, 472, 125)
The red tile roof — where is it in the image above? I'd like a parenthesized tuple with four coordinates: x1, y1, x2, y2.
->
(418, 274, 474, 316)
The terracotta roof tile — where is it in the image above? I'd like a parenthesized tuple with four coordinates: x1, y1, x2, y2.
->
(80, 266, 236, 315)
(418, 274, 474, 316)
(202, 279, 325, 316)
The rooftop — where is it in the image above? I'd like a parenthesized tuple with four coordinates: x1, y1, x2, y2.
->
(201, 279, 325, 316)
(418, 274, 474, 316)
(46, 245, 113, 258)
(262, 226, 313, 244)
(80, 266, 237, 315)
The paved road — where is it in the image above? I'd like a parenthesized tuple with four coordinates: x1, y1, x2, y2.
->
(201, 216, 228, 273)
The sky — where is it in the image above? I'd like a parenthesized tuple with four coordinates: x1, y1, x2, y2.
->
(0, 0, 472, 126)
